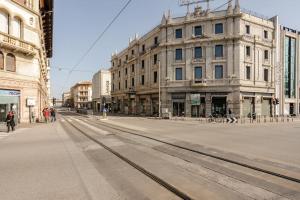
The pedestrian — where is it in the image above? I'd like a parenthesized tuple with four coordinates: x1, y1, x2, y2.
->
(51, 108, 56, 122)
(5, 111, 15, 133)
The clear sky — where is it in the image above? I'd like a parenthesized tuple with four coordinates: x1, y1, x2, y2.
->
(51, 0, 300, 98)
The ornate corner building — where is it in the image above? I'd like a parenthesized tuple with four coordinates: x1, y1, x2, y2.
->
(110, 0, 284, 118)
(0, 0, 53, 123)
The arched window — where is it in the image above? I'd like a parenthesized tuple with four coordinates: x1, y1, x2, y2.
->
(0, 52, 4, 70)
(12, 17, 22, 38)
(6, 53, 16, 72)
(0, 10, 9, 34)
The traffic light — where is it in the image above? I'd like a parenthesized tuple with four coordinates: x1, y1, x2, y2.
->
(52, 97, 56, 106)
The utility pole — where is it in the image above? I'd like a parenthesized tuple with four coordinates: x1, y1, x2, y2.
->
(158, 61, 161, 118)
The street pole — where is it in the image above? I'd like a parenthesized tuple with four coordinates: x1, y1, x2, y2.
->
(158, 61, 161, 118)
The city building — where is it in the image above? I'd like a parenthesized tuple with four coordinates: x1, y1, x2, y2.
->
(70, 81, 92, 109)
(0, 0, 53, 123)
(276, 26, 300, 116)
(92, 69, 111, 113)
(62, 91, 72, 107)
(110, 0, 278, 117)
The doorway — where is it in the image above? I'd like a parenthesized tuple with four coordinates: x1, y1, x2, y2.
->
(173, 102, 185, 117)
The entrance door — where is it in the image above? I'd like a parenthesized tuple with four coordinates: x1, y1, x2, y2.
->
(0, 104, 7, 122)
(173, 102, 185, 117)
(290, 103, 295, 115)
(212, 97, 227, 117)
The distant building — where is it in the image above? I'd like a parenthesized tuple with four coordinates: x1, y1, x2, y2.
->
(110, 0, 278, 117)
(71, 81, 92, 109)
(0, 0, 53, 123)
(62, 91, 72, 107)
(92, 70, 111, 113)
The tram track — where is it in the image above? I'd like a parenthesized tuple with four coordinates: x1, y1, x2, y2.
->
(67, 113, 300, 186)
(61, 115, 193, 200)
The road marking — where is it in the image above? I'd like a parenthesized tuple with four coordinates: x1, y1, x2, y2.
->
(71, 118, 110, 136)
(61, 119, 66, 122)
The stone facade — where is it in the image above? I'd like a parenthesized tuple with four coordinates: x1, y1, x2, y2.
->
(0, 0, 53, 123)
(92, 70, 111, 113)
(71, 81, 92, 109)
(110, 1, 278, 117)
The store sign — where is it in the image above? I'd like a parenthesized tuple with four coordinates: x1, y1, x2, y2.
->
(26, 98, 36, 106)
(0, 89, 20, 96)
(191, 94, 201, 106)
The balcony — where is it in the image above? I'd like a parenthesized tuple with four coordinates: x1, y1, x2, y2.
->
(151, 43, 159, 50)
(0, 32, 36, 56)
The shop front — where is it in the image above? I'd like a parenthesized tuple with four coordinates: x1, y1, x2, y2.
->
(211, 96, 227, 117)
(0, 89, 20, 124)
(172, 93, 186, 117)
(191, 94, 206, 118)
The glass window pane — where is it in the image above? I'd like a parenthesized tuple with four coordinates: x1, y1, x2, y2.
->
(0, 52, 3, 70)
(215, 65, 223, 79)
(194, 67, 202, 79)
(215, 23, 223, 34)
(194, 26, 202, 36)
(246, 66, 251, 80)
(176, 68, 182, 80)
(6, 54, 16, 72)
(175, 29, 182, 39)
(264, 69, 268, 82)
(215, 45, 223, 57)
(194, 47, 202, 59)
(176, 49, 183, 60)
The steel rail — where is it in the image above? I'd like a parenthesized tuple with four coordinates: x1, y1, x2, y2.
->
(61, 116, 193, 200)
(70, 114, 300, 185)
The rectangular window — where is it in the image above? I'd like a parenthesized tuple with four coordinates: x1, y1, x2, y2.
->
(215, 23, 223, 34)
(215, 65, 223, 79)
(194, 26, 202, 36)
(141, 60, 145, 69)
(264, 50, 269, 60)
(264, 69, 269, 82)
(246, 66, 251, 80)
(112, 73, 115, 80)
(131, 78, 135, 87)
(264, 30, 268, 39)
(175, 48, 183, 60)
(125, 80, 127, 89)
(131, 64, 135, 72)
(112, 84, 115, 91)
(126, 55, 128, 60)
(141, 75, 145, 85)
(194, 47, 202, 59)
(246, 46, 251, 57)
(154, 71, 158, 83)
(125, 68, 127, 75)
(175, 28, 183, 39)
(154, 36, 158, 45)
(118, 82, 120, 90)
(142, 44, 145, 52)
(132, 49, 135, 55)
(215, 45, 223, 58)
(246, 25, 250, 34)
(118, 71, 120, 77)
(194, 67, 202, 79)
(154, 54, 158, 65)
(175, 68, 183, 80)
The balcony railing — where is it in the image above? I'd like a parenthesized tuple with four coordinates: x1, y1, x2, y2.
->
(0, 32, 36, 55)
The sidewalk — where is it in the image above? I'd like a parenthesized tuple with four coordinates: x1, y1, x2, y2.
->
(0, 121, 121, 200)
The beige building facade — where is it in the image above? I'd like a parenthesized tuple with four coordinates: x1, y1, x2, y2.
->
(0, 0, 53, 123)
(71, 81, 92, 109)
(111, 0, 277, 117)
(92, 70, 111, 113)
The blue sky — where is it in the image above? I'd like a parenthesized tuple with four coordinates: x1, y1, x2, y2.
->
(51, 0, 300, 98)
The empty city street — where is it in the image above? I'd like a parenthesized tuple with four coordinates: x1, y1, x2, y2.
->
(1, 111, 299, 200)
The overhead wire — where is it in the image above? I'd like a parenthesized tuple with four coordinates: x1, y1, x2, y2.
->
(59, 0, 133, 94)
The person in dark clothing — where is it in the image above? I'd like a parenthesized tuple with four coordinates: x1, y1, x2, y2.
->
(50, 108, 56, 122)
(6, 111, 15, 133)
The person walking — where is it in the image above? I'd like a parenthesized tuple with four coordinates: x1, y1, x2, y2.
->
(50, 108, 56, 122)
(5, 111, 15, 133)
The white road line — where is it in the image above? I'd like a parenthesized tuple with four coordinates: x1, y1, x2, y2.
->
(71, 118, 110, 136)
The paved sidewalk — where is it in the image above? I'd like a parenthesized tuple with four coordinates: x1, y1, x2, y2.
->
(0, 121, 121, 200)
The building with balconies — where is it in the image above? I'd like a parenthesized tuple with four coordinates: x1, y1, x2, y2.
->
(70, 81, 92, 110)
(0, 0, 53, 123)
(110, 0, 278, 117)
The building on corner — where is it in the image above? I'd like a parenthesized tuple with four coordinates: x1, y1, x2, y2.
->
(70, 81, 92, 110)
